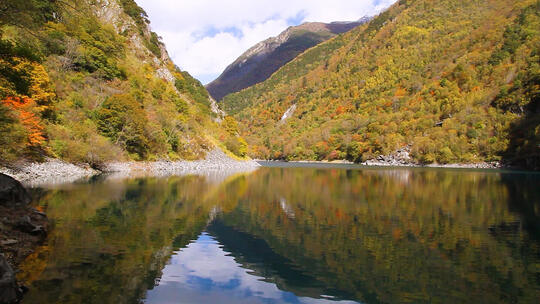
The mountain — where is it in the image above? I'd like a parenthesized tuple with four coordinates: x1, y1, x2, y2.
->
(206, 19, 368, 101)
(222, 0, 539, 168)
(0, 0, 247, 166)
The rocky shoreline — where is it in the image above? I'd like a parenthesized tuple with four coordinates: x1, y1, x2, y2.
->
(261, 147, 508, 170)
(0, 147, 519, 188)
(360, 147, 504, 169)
(0, 159, 98, 187)
(104, 149, 260, 175)
(0, 149, 260, 187)
(103, 149, 261, 184)
(264, 159, 504, 169)
(1, 174, 48, 304)
(361, 158, 503, 169)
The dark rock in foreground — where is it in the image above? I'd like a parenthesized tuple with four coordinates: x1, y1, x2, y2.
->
(0, 256, 22, 304)
(0, 174, 30, 208)
(0, 173, 48, 304)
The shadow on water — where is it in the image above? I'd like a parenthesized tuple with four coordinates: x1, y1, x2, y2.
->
(500, 172, 540, 240)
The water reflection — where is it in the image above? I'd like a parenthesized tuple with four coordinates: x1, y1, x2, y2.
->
(216, 167, 540, 303)
(145, 231, 355, 304)
(20, 175, 218, 304)
(19, 166, 540, 304)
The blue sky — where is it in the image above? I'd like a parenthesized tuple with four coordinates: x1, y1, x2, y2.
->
(136, 0, 397, 84)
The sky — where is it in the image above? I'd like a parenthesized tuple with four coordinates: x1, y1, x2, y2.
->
(136, 0, 397, 84)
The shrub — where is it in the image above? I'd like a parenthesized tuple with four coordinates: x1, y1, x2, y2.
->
(225, 136, 248, 157)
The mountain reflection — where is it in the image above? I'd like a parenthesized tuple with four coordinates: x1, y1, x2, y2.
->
(145, 230, 356, 304)
(19, 166, 540, 304)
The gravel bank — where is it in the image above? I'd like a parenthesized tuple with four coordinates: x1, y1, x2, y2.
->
(104, 149, 260, 182)
(360, 147, 503, 169)
(0, 158, 98, 187)
(361, 159, 502, 169)
(1, 150, 260, 186)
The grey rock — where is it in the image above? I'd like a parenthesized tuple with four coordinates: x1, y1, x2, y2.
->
(0, 255, 22, 304)
(15, 216, 45, 236)
(103, 149, 260, 184)
(0, 174, 30, 208)
(31, 209, 47, 218)
(0, 159, 99, 187)
(0, 240, 18, 246)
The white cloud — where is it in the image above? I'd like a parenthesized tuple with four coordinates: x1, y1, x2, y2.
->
(136, 0, 397, 84)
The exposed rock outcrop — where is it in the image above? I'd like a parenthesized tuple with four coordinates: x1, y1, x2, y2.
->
(362, 147, 415, 167)
(362, 147, 502, 169)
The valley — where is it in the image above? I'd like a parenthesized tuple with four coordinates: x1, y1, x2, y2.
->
(0, 1, 539, 303)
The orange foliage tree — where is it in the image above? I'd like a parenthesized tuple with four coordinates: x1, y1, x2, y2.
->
(1, 97, 45, 147)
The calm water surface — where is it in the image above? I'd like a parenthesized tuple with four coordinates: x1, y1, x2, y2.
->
(19, 165, 540, 303)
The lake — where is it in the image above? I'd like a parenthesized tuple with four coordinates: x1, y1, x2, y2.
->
(19, 164, 540, 303)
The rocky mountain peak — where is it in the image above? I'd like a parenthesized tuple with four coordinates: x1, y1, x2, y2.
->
(206, 19, 368, 101)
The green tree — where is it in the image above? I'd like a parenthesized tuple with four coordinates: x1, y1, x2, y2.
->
(95, 94, 149, 159)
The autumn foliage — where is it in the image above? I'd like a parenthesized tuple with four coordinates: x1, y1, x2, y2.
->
(0, 0, 241, 164)
(1, 96, 45, 146)
(223, 0, 539, 166)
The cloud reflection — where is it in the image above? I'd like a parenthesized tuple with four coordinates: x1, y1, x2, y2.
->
(144, 232, 359, 304)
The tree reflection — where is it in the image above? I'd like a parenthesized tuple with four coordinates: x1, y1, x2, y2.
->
(215, 167, 540, 303)
(20, 176, 216, 304)
(19, 167, 540, 304)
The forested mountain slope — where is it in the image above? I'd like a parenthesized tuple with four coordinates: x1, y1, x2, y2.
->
(207, 20, 367, 101)
(223, 0, 539, 168)
(0, 0, 246, 166)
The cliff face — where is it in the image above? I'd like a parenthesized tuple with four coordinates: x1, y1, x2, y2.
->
(0, 0, 241, 165)
(95, 0, 176, 83)
(206, 19, 368, 101)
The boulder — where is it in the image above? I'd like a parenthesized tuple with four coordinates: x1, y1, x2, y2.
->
(15, 216, 45, 236)
(0, 174, 30, 208)
(0, 255, 22, 304)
